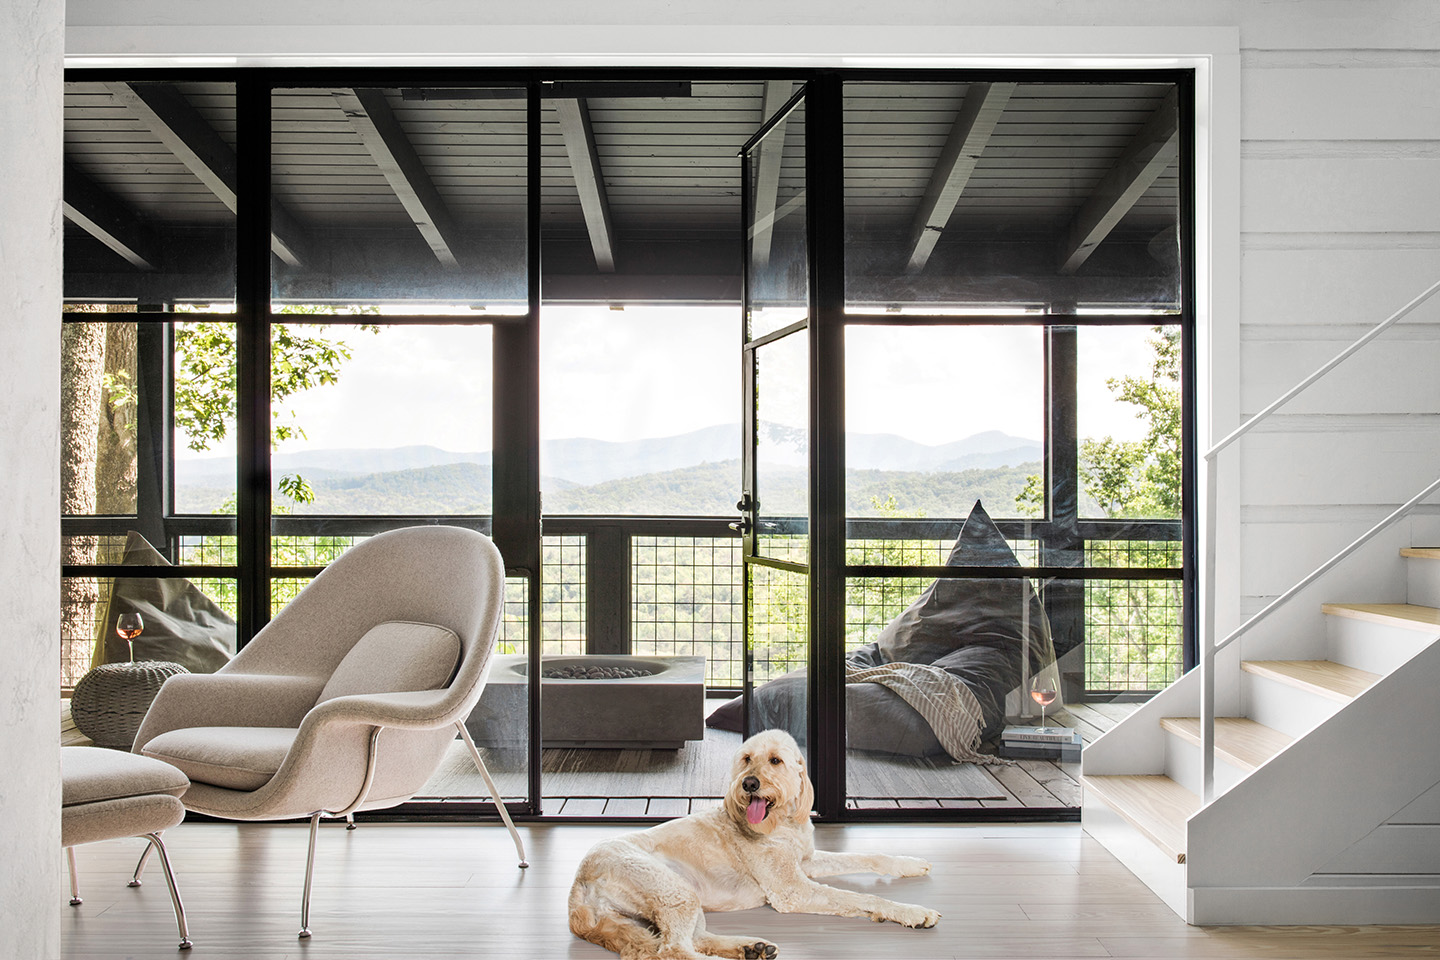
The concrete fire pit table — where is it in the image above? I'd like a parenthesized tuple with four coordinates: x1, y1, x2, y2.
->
(466, 654, 706, 750)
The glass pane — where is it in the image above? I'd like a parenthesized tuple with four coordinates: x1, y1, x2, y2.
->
(754, 331, 808, 563)
(845, 325, 1043, 537)
(632, 536, 744, 688)
(842, 572, 1068, 810)
(747, 563, 809, 753)
(747, 92, 807, 340)
(61, 319, 139, 516)
(173, 319, 238, 514)
(272, 86, 527, 311)
(426, 574, 531, 803)
(63, 81, 237, 306)
(542, 535, 586, 656)
(844, 80, 1181, 312)
(540, 305, 738, 515)
(1077, 324, 1181, 519)
(62, 573, 238, 689)
(268, 324, 493, 516)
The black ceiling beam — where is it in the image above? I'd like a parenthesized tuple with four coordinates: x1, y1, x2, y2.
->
(1058, 87, 1179, 275)
(333, 87, 464, 268)
(749, 80, 796, 269)
(63, 158, 161, 271)
(905, 81, 1015, 274)
(104, 81, 309, 268)
(553, 98, 617, 273)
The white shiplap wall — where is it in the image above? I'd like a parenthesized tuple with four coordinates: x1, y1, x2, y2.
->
(1236, 39, 1440, 618)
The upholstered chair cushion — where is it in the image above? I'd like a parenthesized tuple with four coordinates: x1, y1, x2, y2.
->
(62, 746, 190, 806)
(142, 726, 300, 791)
(318, 621, 462, 702)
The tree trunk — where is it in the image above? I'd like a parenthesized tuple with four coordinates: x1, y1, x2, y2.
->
(95, 320, 138, 515)
(60, 320, 106, 686)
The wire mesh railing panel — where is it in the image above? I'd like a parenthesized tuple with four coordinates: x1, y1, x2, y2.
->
(632, 536, 744, 687)
(1083, 540, 1183, 691)
(748, 564, 808, 684)
(501, 575, 530, 655)
(541, 535, 586, 656)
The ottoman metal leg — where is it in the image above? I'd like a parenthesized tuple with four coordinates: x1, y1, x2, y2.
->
(141, 832, 192, 950)
(129, 839, 154, 886)
(67, 848, 82, 905)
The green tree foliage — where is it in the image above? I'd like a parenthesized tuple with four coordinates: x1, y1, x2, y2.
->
(172, 307, 377, 505)
(1015, 326, 1180, 520)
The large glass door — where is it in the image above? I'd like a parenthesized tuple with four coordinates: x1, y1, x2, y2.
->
(740, 87, 811, 751)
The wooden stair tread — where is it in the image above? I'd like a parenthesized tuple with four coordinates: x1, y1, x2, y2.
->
(1321, 602, 1440, 632)
(1400, 547, 1440, 560)
(1242, 659, 1381, 703)
(1082, 774, 1196, 863)
(1159, 716, 1293, 771)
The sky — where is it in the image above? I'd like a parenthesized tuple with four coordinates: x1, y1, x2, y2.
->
(181, 305, 1160, 460)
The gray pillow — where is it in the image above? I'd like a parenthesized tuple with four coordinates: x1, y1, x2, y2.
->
(319, 621, 462, 702)
(95, 531, 236, 673)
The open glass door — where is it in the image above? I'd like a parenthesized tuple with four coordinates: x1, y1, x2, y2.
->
(740, 86, 810, 752)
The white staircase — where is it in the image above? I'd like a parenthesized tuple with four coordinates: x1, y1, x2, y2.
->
(1082, 547, 1440, 924)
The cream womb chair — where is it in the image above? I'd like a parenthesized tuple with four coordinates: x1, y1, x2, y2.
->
(132, 525, 526, 939)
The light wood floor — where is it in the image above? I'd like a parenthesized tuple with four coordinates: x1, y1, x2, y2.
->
(60, 821, 1440, 959)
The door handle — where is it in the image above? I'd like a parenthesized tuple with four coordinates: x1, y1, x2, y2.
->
(728, 518, 752, 535)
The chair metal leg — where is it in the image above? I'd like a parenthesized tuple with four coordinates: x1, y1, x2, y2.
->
(141, 833, 192, 950)
(129, 837, 154, 886)
(455, 722, 528, 868)
(346, 813, 356, 831)
(67, 847, 82, 905)
(299, 811, 322, 939)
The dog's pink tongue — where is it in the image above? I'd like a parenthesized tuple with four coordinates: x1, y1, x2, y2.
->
(746, 798, 768, 825)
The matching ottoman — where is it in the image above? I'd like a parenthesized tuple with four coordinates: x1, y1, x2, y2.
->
(62, 746, 194, 950)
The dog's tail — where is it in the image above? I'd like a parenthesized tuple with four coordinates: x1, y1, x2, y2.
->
(569, 880, 663, 958)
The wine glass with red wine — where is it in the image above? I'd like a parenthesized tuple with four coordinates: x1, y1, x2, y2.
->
(1029, 675, 1058, 732)
(116, 613, 144, 661)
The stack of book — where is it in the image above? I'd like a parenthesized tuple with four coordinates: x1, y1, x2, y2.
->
(998, 725, 1082, 762)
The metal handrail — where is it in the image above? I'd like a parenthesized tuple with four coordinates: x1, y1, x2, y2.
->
(1201, 278, 1440, 803)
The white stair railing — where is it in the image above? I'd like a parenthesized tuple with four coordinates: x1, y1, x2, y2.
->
(1201, 278, 1440, 803)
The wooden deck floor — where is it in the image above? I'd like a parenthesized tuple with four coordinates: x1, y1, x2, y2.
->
(63, 701, 1128, 817)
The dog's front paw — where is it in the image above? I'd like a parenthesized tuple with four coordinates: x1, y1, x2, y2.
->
(893, 904, 941, 929)
(888, 856, 931, 877)
(743, 941, 778, 959)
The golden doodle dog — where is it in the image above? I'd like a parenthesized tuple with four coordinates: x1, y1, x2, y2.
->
(569, 729, 939, 959)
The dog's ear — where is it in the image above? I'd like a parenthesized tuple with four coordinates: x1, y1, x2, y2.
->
(789, 756, 815, 825)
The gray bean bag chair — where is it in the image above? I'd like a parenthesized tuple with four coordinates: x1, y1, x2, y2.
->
(709, 500, 1056, 756)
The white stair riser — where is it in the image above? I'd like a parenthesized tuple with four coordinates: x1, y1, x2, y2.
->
(1164, 729, 1247, 798)
(1242, 672, 1344, 740)
(1082, 793, 1188, 919)
(1406, 557, 1440, 608)
(1326, 615, 1435, 675)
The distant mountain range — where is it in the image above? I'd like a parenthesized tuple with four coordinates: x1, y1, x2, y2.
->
(173, 424, 1041, 516)
(178, 424, 1039, 485)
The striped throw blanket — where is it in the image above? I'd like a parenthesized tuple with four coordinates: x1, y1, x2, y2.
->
(846, 662, 1015, 766)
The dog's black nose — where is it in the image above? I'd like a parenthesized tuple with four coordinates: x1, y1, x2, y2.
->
(742, 776, 760, 794)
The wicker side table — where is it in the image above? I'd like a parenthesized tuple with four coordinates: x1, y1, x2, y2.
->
(70, 661, 190, 749)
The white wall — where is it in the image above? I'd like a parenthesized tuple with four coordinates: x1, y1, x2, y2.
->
(1, 0, 64, 958)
